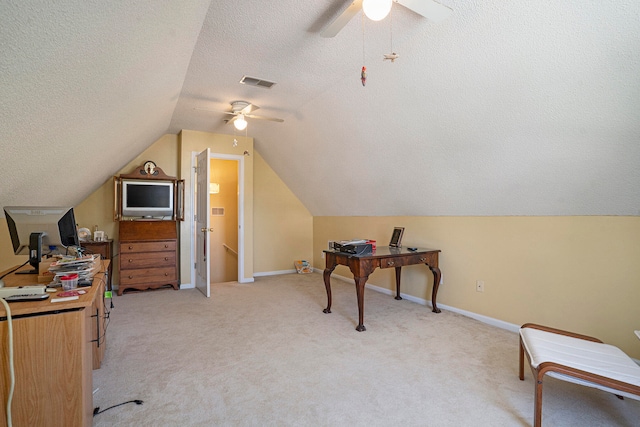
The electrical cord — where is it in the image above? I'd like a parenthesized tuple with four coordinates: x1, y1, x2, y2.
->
(0, 297, 15, 427)
(0, 259, 29, 282)
(95, 266, 112, 345)
(93, 399, 143, 416)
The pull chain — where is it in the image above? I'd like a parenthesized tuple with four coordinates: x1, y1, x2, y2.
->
(361, 11, 367, 86)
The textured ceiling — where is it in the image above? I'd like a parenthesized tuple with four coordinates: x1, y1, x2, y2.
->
(1, 1, 639, 216)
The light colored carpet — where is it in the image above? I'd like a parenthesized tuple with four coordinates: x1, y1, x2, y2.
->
(92, 273, 640, 426)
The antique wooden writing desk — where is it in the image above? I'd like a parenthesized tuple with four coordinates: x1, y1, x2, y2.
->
(323, 246, 442, 331)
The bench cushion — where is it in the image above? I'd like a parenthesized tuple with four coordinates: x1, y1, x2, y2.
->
(520, 327, 640, 400)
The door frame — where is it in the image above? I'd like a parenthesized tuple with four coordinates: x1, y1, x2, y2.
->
(190, 151, 246, 287)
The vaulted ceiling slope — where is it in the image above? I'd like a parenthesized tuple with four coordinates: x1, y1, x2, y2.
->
(1, 1, 639, 216)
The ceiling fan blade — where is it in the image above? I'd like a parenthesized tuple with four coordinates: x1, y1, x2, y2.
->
(195, 103, 259, 116)
(321, 0, 363, 38)
(396, 0, 452, 22)
(239, 103, 258, 115)
(194, 107, 235, 115)
(194, 103, 282, 123)
(245, 114, 284, 123)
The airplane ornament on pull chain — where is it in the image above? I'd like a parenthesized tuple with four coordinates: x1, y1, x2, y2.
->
(383, 53, 399, 62)
(383, 6, 399, 63)
(361, 11, 367, 86)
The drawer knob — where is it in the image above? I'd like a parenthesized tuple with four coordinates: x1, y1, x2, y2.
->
(164, 257, 169, 261)
(420, 257, 426, 263)
(164, 244, 169, 248)
(128, 246, 133, 250)
(128, 259, 133, 263)
(164, 272, 168, 276)
(128, 275, 133, 279)
(387, 260, 394, 266)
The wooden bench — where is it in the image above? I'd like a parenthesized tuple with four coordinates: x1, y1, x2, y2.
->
(519, 323, 640, 427)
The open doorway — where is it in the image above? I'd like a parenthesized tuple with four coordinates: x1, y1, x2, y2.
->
(208, 158, 238, 283)
(191, 149, 248, 294)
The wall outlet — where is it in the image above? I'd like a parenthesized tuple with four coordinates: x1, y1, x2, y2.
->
(476, 280, 485, 292)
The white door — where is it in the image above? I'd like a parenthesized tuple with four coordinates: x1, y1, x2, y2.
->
(195, 148, 211, 297)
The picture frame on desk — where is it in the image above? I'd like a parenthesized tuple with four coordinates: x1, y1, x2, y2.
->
(389, 227, 404, 247)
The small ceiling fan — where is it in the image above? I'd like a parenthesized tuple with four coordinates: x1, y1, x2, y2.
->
(196, 100, 284, 130)
(321, 0, 452, 38)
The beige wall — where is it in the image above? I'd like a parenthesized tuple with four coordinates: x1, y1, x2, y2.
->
(254, 151, 313, 273)
(313, 216, 640, 358)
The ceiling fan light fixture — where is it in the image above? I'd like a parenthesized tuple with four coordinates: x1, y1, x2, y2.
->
(234, 114, 248, 131)
(363, 0, 392, 21)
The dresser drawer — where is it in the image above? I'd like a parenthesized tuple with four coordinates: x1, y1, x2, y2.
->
(120, 240, 176, 254)
(119, 267, 177, 285)
(120, 252, 176, 270)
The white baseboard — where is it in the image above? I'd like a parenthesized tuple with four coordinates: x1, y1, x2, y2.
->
(325, 271, 521, 333)
(179, 276, 255, 289)
(254, 269, 296, 277)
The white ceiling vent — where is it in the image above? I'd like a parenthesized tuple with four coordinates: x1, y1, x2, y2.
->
(239, 75, 276, 89)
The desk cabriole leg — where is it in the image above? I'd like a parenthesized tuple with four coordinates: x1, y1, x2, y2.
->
(394, 266, 403, 300)
(355, 276, 367, 331)
(323, 264, 336, 314)
(429, 265, 442, 313)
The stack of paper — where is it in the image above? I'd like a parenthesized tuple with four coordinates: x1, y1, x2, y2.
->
(48, 254, 101, 286)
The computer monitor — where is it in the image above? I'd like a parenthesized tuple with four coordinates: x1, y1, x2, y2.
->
(3, 206, 80, 274)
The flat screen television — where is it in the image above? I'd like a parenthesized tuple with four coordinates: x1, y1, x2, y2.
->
(3, 206, 80, 274)
(121, 179, 174, 218)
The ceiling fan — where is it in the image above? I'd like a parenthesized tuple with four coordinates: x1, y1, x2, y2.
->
(196, 100, 284, 130)
(321, 0, 452, 38)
